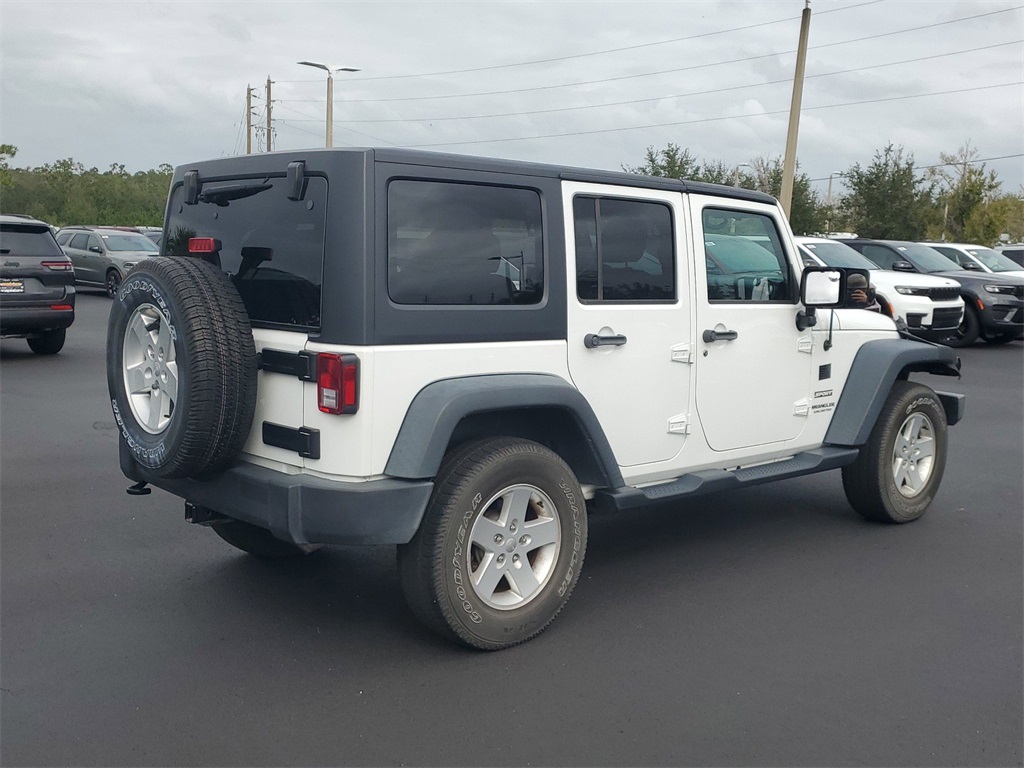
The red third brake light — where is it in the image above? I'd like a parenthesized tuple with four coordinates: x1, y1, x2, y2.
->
(188, 237, 220, 253)
(317, 353, 359, 415)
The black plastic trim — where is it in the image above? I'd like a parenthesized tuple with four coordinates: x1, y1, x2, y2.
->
(119, 440, 431, 545)
(824, 338, 961, 447)
(592, 447, 859, 513)
(384, 373, 623, 486)
(262, 422, 321, 459)
(258, 348, 316, 380)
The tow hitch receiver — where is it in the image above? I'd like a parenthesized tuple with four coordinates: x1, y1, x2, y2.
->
(185, 502, 228, 526)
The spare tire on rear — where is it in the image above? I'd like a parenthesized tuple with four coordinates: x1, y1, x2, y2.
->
(107, 256, 257, 479)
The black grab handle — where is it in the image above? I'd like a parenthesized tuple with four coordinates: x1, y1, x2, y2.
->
(702, 329, 738, 343)
(584, 333, 628, 349)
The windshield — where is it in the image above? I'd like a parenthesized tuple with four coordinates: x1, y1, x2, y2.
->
(967, 247, 1021, 272)
(800, 240, 878, 269)
(102, 233, 160, 253)
(899, 244, 960, 273)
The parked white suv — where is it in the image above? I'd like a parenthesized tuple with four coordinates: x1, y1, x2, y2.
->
(926, 242, 1024, 278)
(108, 149, 965, 650)
(795, 236, 964, 341)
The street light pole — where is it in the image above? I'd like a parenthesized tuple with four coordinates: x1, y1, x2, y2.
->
(297, 61, 361, 148)
(733, 162, 751, 187)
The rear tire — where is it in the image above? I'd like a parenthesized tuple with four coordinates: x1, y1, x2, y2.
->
(27, 328, 65, 355)
(212, 520, 315, 559)
(397, 438, 587, 650)
(105, 269, 122, 299)
(842, 381, 948, 524)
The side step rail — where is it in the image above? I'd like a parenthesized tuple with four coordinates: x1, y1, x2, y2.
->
(593, 446, 860, 513)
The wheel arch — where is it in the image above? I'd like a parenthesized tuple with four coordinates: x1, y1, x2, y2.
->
(824, 338, 962, 447)
(384, 374, 624, 488)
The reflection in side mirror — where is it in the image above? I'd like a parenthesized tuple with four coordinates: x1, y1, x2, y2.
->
(801, 268, 844, 308)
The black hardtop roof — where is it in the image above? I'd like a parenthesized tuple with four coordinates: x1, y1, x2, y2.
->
(172, 147, 778, 206)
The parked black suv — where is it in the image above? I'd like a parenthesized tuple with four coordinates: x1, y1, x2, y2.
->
(0, 214, 76, 354)
(844, 239, 1024, 346)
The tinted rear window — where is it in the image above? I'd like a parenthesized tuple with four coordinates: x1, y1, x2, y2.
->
(0, 224, 65, 258)
(166, 176, 327, 329)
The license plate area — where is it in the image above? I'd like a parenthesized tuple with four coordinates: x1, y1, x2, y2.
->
(0, 279, 24, 294)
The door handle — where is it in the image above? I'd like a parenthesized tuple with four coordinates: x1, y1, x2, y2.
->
(702, 328, 738, 343)
(584, 333, 627, 349)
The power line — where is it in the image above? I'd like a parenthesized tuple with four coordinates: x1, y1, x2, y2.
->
(276, 5, 1022, 105)
(808, 154, 1024, 182)
(270, 0, 886, 86)
(280, 40, 1018, 125)
(406, 81, 1023, 149)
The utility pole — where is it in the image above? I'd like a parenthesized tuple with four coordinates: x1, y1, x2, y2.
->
(245, 86, 253, 154)
(780, 0, 812, 218)
(265, 77, 273, 152)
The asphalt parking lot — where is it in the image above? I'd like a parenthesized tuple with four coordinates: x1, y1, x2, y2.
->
(2, 292, 1021, 767)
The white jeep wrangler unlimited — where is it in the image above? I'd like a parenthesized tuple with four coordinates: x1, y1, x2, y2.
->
(109, 149, 964, 650)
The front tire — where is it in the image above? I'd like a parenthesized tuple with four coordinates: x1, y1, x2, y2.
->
(27, 328, 66, 355)
(943, 304, 979, 347)
(842, 380, 948, 524)
(398, 438, 588, 650)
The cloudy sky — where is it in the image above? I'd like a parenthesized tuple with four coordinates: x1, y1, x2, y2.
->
(2, 0, 1022, 198)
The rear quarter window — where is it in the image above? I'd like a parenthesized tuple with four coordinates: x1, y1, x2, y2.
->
(387, 180, 544, 306)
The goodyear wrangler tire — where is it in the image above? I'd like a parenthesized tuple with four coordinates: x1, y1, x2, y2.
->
(397, 438, 588, 650)
(106, 256, 257, 479)
(841, 380, 948, 524)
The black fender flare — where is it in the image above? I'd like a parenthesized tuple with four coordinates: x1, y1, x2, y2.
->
(384, 373, 624, 487)
(824, 338, 962, 447)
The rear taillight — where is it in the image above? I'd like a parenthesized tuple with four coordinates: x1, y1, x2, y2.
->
(317, 353, 358, 414)
(50, 304, 73, 311)
(188, 237, 221, 253)
(41, 261, 73, 271)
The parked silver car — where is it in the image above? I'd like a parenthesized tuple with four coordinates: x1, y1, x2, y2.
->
(56, 227, 160, 297)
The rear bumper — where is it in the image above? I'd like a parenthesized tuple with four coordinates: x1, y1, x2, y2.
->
(0, 304, 75, 335)
(120, 440, 433, 546)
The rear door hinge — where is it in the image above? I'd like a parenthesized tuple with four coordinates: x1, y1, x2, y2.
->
(671, 343, 694, 364)
(793, 398, 810, 416)
(668, 413, 692, 434)
(798, 336, 814, 354)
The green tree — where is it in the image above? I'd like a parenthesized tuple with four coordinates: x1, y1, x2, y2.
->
(927, 142, 1003, 244)
(839, 144, 934, 239)
(0, 144, 16, 196)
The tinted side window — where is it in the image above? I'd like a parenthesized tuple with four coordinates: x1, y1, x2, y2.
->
(702, 208, 791, 302)
(87, 235, 102, 252)
(56, 232, 72, 246)
(858, 245, 897, 269)
(69, 233, 89, 250)
(573, 196, 675, 302)
(166, 176, 327, 329)
(388, 180, 543, 306)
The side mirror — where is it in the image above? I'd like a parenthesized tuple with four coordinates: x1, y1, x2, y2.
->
(962, 260, 982, 271)
(801, 267, 845, 308)
(892, 260, 916, 272)
(89, 246, 103, 254)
